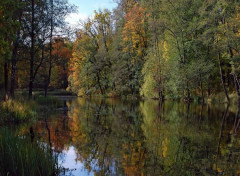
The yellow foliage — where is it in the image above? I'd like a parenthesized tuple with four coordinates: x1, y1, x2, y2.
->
(122, 3, 148, 58)
(162, 137, 168, 157)
(163, 41, 169, 61)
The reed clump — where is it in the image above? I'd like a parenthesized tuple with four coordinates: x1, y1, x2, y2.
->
(0, 128, 57, 176)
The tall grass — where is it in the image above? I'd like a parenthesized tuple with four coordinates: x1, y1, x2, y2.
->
(0, 99, 37, 122)
(0, 95, 63, 123)
(0, 128, 57, 176)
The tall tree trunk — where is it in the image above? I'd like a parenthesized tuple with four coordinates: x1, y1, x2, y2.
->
(97, 72, 104, 95)
(200, 73, 204, 103)
(45, 0, 53, 97)
(234, 74, 240, 97)
(29, 0, 35, 98)
(185, 81, 190, 101)
(45, 60, 52, 97)
(4, 62, 9, 100)
(207, 80, 211, 98)
(33, 44, 44, 83)
(207, 46, 211, 98)
(217, 51, 229, 103)
(10, 29, 20, 98)
(229, 46, 240, 98)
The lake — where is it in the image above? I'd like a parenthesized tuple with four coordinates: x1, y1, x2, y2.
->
(2, 98, 240, 175)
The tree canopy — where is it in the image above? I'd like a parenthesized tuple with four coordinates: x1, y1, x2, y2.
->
(1, 0, 240, 102)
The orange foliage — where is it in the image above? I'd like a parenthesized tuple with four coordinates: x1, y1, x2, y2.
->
(122, 3, 149, 58)
(50, 37, 72, 88)
(121, 140, 145, 176)
(121, 0, 138, 13)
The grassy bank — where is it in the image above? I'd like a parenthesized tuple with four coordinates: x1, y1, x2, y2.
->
(0, 128, 57, 175)
(16, 89, 75, 96)
(0, 99, 37, 123)
(0, 95, 62, 123)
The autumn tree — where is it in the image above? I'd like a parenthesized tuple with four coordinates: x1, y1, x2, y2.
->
(121, 3, 148, 95)
(68, 10, 113, 96)
(49, 37, 72, 89)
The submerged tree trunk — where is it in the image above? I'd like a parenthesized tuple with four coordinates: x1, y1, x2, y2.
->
(217, 104, 229, 155)
(30, 126, 35, 143)
(158, 90, 164, 101)
(217, 51, 229, 103)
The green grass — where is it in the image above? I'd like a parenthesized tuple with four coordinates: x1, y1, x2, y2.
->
(0, 99, 37, 123)
(0, 95, 63, 123)
(0, 128, 57, 176)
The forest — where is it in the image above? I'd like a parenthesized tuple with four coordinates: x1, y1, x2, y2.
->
(0, 0, 240, 103)
(0, 0, 74, 99)
(1, 0, 240, 175)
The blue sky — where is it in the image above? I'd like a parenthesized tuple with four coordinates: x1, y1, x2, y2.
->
(66, 0, 117, 26)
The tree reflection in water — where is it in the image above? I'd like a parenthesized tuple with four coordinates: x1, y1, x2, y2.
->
(27, 98, 240, 175)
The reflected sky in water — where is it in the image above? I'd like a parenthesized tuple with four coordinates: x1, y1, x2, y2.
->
(59, 146, 94, 176)
(9, 98, 240, 175)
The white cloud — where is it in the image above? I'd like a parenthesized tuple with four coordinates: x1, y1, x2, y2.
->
(65, 12, 88, 27)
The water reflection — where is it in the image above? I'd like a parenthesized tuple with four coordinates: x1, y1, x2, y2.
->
(25, 99, 240, 175)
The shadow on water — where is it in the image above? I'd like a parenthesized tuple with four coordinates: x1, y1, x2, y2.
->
(1, 98, 240, 175)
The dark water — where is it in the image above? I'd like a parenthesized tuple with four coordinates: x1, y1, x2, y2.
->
(5, 98, 240, 175)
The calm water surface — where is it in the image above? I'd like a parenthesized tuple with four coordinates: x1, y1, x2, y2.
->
(5, 98, 240, 175)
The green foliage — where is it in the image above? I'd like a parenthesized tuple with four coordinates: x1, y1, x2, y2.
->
(68, 0, 239, 101)
(0, 0, 21, 58)
(141, 50, 168, 98)
(1, 0, 240, 102)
